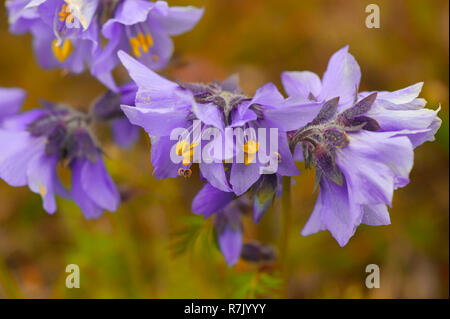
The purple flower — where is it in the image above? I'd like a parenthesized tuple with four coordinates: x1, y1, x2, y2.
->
(6, 0, 118, 87)
(118, 51, 313, 196)
(284, 46, 441, 246)
(0, 101, 120, 218)
(0, 87, 27, 123)
(92, 82, 140, 149)
(214, 201, 243, 266)
(91, 0, 204, 90)
(191, 182, 244, 266)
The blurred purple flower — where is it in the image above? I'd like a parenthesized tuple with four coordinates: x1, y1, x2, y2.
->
(92, 82, 140, 149)
(91, 0, 204, 91)
(6, 0, 118, 88)
(284, 46, 441, 246)
(0, 87, 27, 123)
(118, 51, 311, 196)
(0, 100, 120, 218)
(214, 200, 243, 266)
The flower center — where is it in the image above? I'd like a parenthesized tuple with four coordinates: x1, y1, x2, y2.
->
(27, 103, 99, 164)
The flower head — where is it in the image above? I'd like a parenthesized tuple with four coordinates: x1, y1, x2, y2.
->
(118, 51, 308, 197)
(7, 0, 122, 88)
(92, 0, 204, 90)
(284, 46, 441, 246)
(0, 99, 120, 218)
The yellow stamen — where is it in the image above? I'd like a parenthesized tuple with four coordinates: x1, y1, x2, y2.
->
(137, 33, 148, 53)
(52, 39, 73, 62)
(243, 140, 259, 165)
(129, 37, 141, 57)
(129, 33, 153, 58)
(146, 34, 154, 47)
(39, 185, 47, 197)
(59, 4, 75, 23)
(176, 140, 198, 165)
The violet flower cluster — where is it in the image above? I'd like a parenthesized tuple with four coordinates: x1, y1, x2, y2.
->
(7, 0, 203, 90)
(1, 1, 442, 267)
(118, 46, 440, 265)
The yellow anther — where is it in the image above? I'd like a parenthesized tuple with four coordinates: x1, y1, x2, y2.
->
(39, 184, 47, 197)
(52, 39, 73, 62)
(176, 140, 198, 165)
(129, 33, 153, 57)
(243, 140, 259, 165)
(129, 37, 141, 57)
(59, 4, 74, 23)
(137, 33, 148, 53)
(146, 33, 154, 47)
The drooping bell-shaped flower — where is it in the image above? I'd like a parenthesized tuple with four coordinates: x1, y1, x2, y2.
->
(6, 0, 117, 88)
(0, 99, 120, 218)
(284, 46, 441, 246)
(91, 0, 204, 90)
(118, 51, 312, 197)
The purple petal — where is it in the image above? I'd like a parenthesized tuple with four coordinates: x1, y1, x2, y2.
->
(0, 130, 45, 187)
(199, 161, 232, 192)
(191, 183, 234, 218)
(281, 71, 322, 99)
(368, 82, 424, 106)
(361, 204, 391, 226)
(0, 87, 26, 120)
(26, 151, 59, 214)
(71, 159, 104, 219)
(230, 162, 261, 196)
(151, 4, 204, 36)
(336, 131, 414, 206)
(111, 117, 140, 149)
(150, 135, 190, 179)
(121, 104, 190, 136)
(302, 177, 362, 247)
(217, 218, 242, 266)
(192, 102, 224, 131)
(80, 158, 120, 212)
(319, 46, 361, 107)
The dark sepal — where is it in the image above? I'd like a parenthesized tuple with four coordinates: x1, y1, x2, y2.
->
(310, 97, 339, 125)
(313, 168, 322, 193)
(302, 142, 313, 169)
(252, 174, 278, 224)
(313, 144, 343, 186)
(348, 115, 381, 131)
(28, 115, 60, 137)
(340, 92, 377, 119)
(63, 128, 100, 163)
(45, 123, 67, 156)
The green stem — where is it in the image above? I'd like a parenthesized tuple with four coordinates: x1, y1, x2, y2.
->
(280, 176, 292, 295)
(0, 255, 23, 298)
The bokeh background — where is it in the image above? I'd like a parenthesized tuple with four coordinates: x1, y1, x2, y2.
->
(0, 0, 448, 298)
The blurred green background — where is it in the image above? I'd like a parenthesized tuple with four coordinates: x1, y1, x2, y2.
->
(0, 0, 448, 298)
